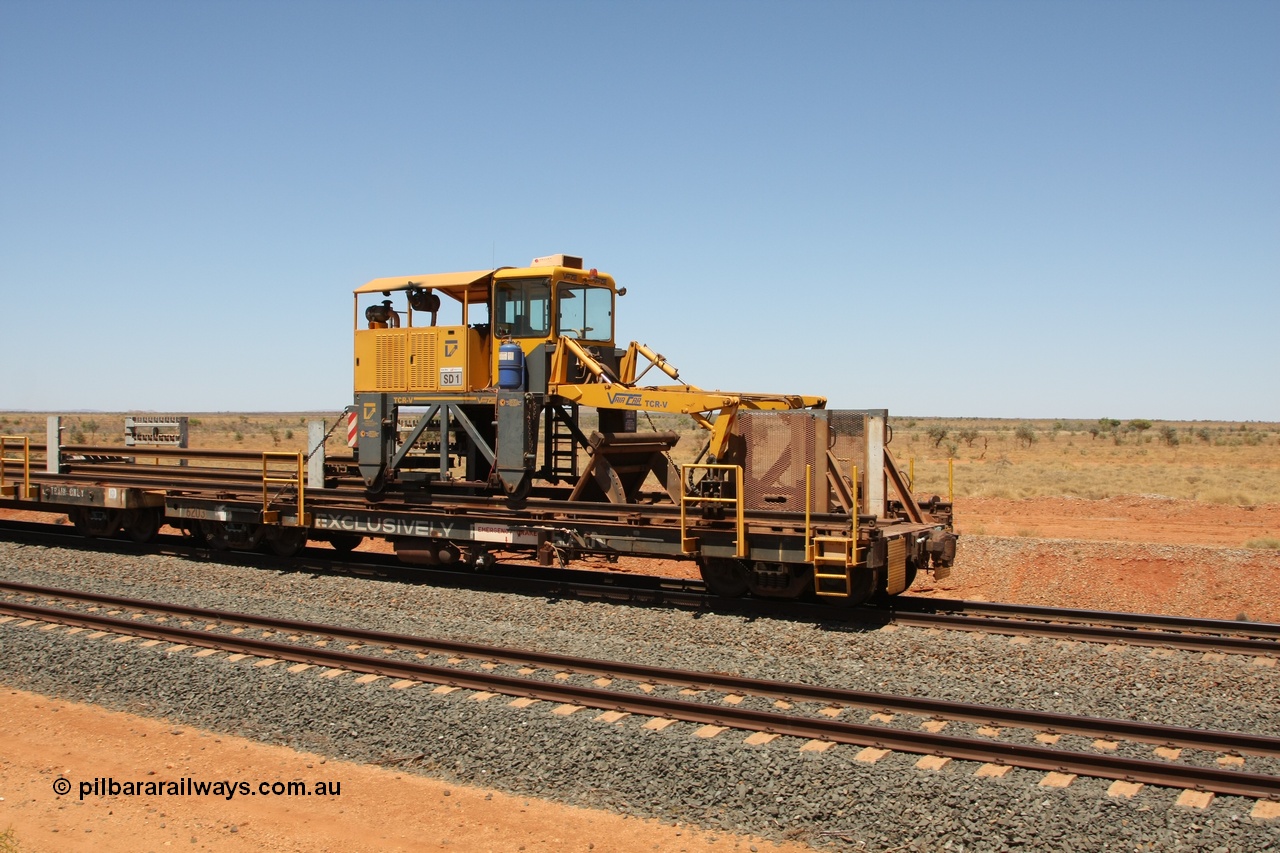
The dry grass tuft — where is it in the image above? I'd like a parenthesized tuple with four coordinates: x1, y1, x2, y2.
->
(890, 417, 1280, 506)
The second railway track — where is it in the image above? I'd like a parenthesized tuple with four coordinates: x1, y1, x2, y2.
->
(3, 518, 1278, 658)
(3, 579, 1280, 801)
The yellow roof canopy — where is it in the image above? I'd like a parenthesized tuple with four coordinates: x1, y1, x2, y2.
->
(353, 269, 505, 303)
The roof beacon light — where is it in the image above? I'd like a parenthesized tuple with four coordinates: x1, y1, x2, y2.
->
(531, 254, 583, 269)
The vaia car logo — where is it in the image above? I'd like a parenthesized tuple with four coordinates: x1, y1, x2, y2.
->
(607, 391, 643, 407)
(606, 391, 668, 409)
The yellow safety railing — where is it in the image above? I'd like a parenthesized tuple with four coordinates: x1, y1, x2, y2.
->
(0, 437, 32, 499)
(804, 464, 812, 560)
(679, 463, 746, 558)
(908, 456, 955, 503)
(851, 462, 859, 552)
(261, 451, 309, 527)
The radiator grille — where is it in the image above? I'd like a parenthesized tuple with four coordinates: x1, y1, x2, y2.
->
(375, 334, 406, 391)
(408, 331, 438, 390)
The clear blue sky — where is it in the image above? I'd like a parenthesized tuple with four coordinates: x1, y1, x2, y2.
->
(2, 0, 1276, 420)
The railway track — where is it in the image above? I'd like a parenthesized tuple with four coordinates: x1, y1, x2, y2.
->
(2, 579, 1280, 801)
(2, 519, 1278, 660)
(3, 517, 1278, 659)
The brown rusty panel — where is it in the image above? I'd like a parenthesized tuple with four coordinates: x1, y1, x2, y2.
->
(739, 411, 826, 512)
(885, 537, 908, 595)
(39, 484, 164, 509)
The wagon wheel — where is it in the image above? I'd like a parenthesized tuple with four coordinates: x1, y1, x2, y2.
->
(265, 527, 307, 557)
(197, 520, 232, 551)
(123, 508, 162, 544)
(845, 567, 880, 607)
(71, 508, 121, 538)
(699, 558, 750, 598)
(326, 533, 364, 553)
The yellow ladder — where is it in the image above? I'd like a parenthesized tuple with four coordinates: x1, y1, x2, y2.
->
(261, 452, 311, 527)
(812, 535, 857, 596)
(806, 462, 861, 597)
(0, 437, 33, 499)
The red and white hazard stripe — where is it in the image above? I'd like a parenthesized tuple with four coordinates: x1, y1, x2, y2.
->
(347, 411, 358, 447)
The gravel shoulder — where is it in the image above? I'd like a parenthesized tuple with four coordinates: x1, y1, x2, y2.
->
(3, 526, 1280, 852)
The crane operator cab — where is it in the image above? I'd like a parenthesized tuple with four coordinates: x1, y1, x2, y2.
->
(352, 254, 622, 397)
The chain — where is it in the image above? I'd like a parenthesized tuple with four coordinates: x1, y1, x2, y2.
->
(266, 414, 347, 509)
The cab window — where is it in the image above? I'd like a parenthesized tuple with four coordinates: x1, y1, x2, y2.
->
(557, 284, 612, 341)
(494, 277, 551, 338)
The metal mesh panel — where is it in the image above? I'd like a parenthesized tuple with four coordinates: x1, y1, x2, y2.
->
(825, 411, 869, 513)
(739, 411, 822, 511)
(827, 410, 867, 482)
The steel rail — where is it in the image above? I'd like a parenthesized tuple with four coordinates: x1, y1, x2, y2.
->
(891, 596, 1280, 640)
(0, 520, 710, 599)
(878, 610, 1280, 656)
(59, 444, 356, 463)
(4, 581, 1280, 760)
(7, 444, 357, 465)
(0, 463, 856, 529)
(2, 517, 1279, 659)
(1, 596, 1277, 799)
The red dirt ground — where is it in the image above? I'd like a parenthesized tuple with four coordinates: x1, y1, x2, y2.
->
(956, 495, 1280, 547)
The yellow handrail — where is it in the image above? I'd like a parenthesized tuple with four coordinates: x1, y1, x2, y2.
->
(679, 463, 746, 558)
(0, 437, 31, 499)
(261, 451, 308, 526)
(851, 463, 859, 564)
(804, 464, 812, 561)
